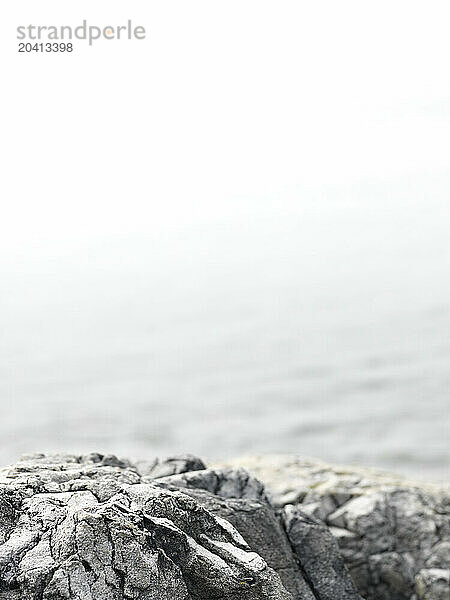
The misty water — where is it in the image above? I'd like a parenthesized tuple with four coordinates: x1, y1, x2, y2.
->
(1, 183, 449, 482)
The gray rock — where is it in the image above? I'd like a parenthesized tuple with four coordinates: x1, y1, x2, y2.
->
(0, 454, 363, 600)
(415, 568, 450, 600)
(221, 455, 450, 600)
(135, 454, 206, 479)
(282, 504, 366, 600)
(152, 469, 313, 598)
(151, 466, 269, 502)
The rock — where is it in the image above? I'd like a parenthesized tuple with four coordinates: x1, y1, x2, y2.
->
(415, 568, 450, 600)
(152, 466, 269, 502)
(135, 454, 206, 479)
(153, 468, 313, 598)
(0, 454, 362, 600)
(220, 455, 450, 600)
(282, 504, 367, 600)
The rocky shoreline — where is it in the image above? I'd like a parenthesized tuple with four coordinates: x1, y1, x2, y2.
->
(0, 453, 448, 599)
(220, 456, 450, 600)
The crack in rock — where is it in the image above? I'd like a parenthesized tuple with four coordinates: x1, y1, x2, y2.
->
(0, 453, 363, 600)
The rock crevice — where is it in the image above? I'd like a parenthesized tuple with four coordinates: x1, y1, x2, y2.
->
(0, 454, 363, 600)
(222, 455, 450, 600)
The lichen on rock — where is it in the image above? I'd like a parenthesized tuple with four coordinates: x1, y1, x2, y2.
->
(221, 455, 450, 600)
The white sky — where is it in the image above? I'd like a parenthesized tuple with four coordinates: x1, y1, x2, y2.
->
(1, 1, 450, 474)
(1, 1, 450, 249)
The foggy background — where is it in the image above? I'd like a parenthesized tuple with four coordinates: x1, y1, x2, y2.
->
(1, 1, 449, 481)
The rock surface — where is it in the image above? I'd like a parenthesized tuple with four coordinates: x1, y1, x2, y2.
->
(221, 455, 450, 600)
(0, 453, 363, 600)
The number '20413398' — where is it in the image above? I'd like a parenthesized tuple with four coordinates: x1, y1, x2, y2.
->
(18, 42, 73, 53)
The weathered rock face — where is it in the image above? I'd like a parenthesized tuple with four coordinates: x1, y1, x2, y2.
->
(221, 456, 450, 600)
(0, 453, 363, 600)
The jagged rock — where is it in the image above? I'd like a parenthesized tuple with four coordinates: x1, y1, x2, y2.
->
(152, 468, 312, 598)
(282, 505, 368, 600)
(151, 466, 269, 502)
(221, 455, 450, 600)
(415, 568, 450, 600)
(0, 454, 362, 600)
(135, 455, 206, 479)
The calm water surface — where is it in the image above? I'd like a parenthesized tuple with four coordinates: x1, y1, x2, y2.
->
(2, 190, 449, 482)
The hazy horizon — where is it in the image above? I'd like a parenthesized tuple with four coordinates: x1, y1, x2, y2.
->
(2, 1, 449, 481)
